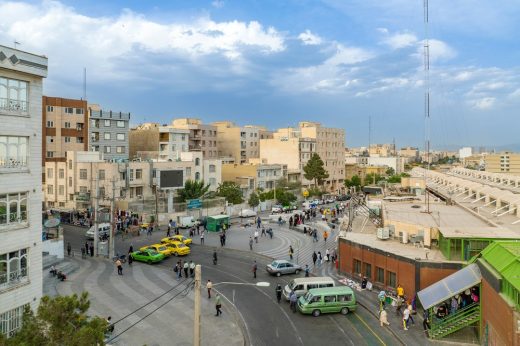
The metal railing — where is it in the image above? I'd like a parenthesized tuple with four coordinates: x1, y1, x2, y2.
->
(0, 157, 28, 169)
(0, 98, 28, 113)
(0, 268, 29, 290)
(430, 303, 480, 339)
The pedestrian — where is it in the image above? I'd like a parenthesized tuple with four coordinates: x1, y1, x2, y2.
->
(213, 250, 218, 265)
(407, 302, 415, 325)
(305, 264, 309, 277)
(183, 261, 189, 278)
(81, 247, 86, 259)
(176, 262, 182, 280)
(200, 231, 205, 245)
(450, 296, 458, 315)
(403, 305, 410, 330)
(289, 290, 298, 313)
(380, 308, 390, 327)
(395, 295, 403, 316)
(128, 253, 133, 265)
(422, 309, 431, 335)
(275, 284, 282, 303)
(325, 249, 330, 262)
(249, 237, 253, 250)
(323, 230, 328, 243)
(317, 251, 323, 266)
(85, 241, 89, 255)
(89, 243, 94, 257)
(257, 216, 261, 229)
(261, 227, 266, 237)
(219, 232, 224, 247)
(215, 294, 222, 316)
(189, 260, 195, 277)
(252, 261, 257, 279)
(116, 259, 123, 275)
(289, 246, 294, 260)
(396, 284, 405, 300)
(312, 251, 317, 266)
(313, 230, 318, 242)
(207, 280, 213, 298)
(197, 224, 200, 235)
(254, 230, 259, 243)
(222, 233, 226, 246)
(67, 242, 72, 256)
(166, 226, 171, 237)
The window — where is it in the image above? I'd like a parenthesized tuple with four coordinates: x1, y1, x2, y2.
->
(64, 122, 71, 128)
(116, 133, 125, 141)
(186, 167, 191, 177)
(104, 146, 111, 153)
(116, 146, 125, 153)
(209, 178, 216, 186)
(337, 294, 352, 302)
(0, 136, 28, 168)
(59, 169, 64, 179)
(76, 137, 84, 144)
(376, 267, 385, 283)
(195, 158, 200, 166)
(47, 136, 54, 143)
(99, 187, 105, 197)
(75, 108, 84, 115)
(116, 121, 125, 128)
(46, 121, 54, 127)
(47, 185, 53, 194)
(135, 169, 142, 179)
(364, 263, 372, 279)
(79, 169, 87, 180)
(79, 186, 87, 193)
(353, 259, 361, 275)
(209, 164, 216, 173)
(68, 160, 72, 169)
(195, 172, 201, 181)
(65, 107, 73, 114)
(324, 295, 336, 303)
(68, 176, 72, 187)
(64, 137, 71, 143)
(0, 77, 28, 112)
(129, 169, 134, 181)
(46, 151, 53, 158)
(136, 186, 143, 196)
(91, 119, 99, 128)
(386, 271, 396, 288)
(0, 193, 28, 225)
(0, 304, 28, 337)
(104, 133, 111, 140)
(47, 168, 53, 179)
(99, 170, 105, 180)
(58, 185, 64, 196)
(46, 105, 54, 112)
(129, 187, 134, 198)
(104, 120, 111, 127)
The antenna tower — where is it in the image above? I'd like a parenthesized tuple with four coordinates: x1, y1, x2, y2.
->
(423, 0, 431, 213)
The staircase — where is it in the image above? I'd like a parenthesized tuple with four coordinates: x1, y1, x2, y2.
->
(42, 253, 61, 269)
(429, 303, 480, 339)
(350, 195, 383, 227)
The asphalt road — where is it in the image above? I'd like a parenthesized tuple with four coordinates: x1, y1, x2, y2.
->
(62, 224, 399, 346)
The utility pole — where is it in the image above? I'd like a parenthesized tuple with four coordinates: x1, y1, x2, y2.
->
(423, 0, 431, 214)
(93, 176, 99, 257)
(110, 178, 116, 259)
(193, 264, 201, 346)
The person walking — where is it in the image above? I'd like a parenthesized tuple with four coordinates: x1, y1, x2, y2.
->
(213, 250, 218, 265)
(166, 226, 171, 237)
(403, 305, 410, 330)
(89, 243, 94, 257)
(252, 261, 257, 279)
(313, 229, 318, 242)
(200, 231, 205, 245)
(289, 246, 294, 260)
(215, 294, 222, 316)
(275, 284, 283, 303)
(422, 309, 431, 335)
(254, 230, 259, 243)
(261, 227, 266, 237)
(67, 242, 72, 257)
(395, 295, 404, 316)
(84, 241, 89, 256)
(189, 260, 195, 277)
(207, 280, 213, 298)
(407, 302, 415, 325)
(183, 261, 189, 278)
(305, 264, 310, 277)
(289, 291, 298, 313)
(175, 262, 182, 280)
(128, 244, 134, 254)
(128, 253, 133, 265)
(323, 231, 328, 243)
(256, 216, 261, 229)
(396, 284, 405, 300)
(317, 251, 323, 266)
(249, 237, 253, 250)
(325, 249, 330, 262)
(116, 259, 123, 275)
(312, 251, 318, 267)
(380, 308, 390, 327)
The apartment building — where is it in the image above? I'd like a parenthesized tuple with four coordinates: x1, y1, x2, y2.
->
(0, 45, 47, 337)
(158, 126, 189, 161)
(399, 147, 419, 162)
(485, 152, 520, 175)
(221, 161, 287, 197)
(345, 156, 405, 174)
(369, 143, 396, 157)
(89, 108, 130, 161)
(42, 97, 88, 165)
(128, 122, 160, 159)
(44, 151, 221, 210)
(171, 118, 218, 158)
(213, 121, 261, 164)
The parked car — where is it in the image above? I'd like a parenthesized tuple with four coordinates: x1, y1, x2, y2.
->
(130, 249, 165, 264)
(161, 241, 191, 256)
(239, 209, 257, 218)
(266, 260, 302, 277)
(336, 195, 351, 201)
(85, 223, 110, 240)
(139, 243, 174, 257)
(161, 235, 192, 246)
(271, 205, 284, 213)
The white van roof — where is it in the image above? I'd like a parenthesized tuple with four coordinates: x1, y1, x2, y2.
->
(290, 277, 335, 284)
(88, 223, 111, 231)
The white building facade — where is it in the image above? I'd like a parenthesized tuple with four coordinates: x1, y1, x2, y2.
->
(0, 45, 47, 337)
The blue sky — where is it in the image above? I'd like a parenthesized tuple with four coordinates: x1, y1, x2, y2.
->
(1, 0, 519, 149)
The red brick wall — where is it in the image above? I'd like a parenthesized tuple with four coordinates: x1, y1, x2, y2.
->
(481, 279, 515, 346)
(420, 267, 458, 289)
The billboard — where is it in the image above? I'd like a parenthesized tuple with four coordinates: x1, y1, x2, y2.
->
(159, 170, 183, 189)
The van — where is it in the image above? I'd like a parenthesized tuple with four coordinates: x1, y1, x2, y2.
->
(85, 223, 111, 240)
(283, 277, 335, 300)
(297, 286, 357, 317)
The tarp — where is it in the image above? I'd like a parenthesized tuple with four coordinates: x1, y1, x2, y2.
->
(417, 263, 482, 310)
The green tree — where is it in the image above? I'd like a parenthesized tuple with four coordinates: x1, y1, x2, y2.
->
(303, 153, 329, 187)
(216, 181, 243, 204)
(276, 190, 297, 206)
(248, 192, 260, 208)
(364, 173, 384, 186)
(1, 292, 107, 346)
(177, 179, 210, 202)
(385, 167, 395, 176)
(387, 175, 402, 183)
(344, 175, 361, 189)
(307, 186, 324, 198)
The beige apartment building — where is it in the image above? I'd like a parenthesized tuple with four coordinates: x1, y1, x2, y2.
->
(369, 143, 396, 157)
(42, 97, 88, 166)
(171, 118, 218, 159)
(485, 152, 520, 175)
(129, 122, 160, 159)
(213, 121, 262, 164)
(44, 151, 221, 210)
(158, 126, 190, 161)
(399, 146, 420, 162)
(221, 161, 287, 197)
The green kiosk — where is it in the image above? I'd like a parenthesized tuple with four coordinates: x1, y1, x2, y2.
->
(206, 215, 230, 232)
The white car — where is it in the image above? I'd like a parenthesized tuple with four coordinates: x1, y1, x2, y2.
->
(85, 223, 111, 239)
(271, 205, 283, 213)
(239, 209, 257, 218)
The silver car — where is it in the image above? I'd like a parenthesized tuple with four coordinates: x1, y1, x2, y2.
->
(266, 260, 302, 277)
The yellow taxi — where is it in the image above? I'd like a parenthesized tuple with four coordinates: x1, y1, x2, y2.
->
(162, 240, 190, 256)
(139, 243, 174, 257)
(161, 235, 192, 246)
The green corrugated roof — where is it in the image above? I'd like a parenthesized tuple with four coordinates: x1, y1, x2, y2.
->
(481, 241, 520, 291)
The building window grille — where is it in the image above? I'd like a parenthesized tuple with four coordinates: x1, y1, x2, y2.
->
(0, 192, 28, 226)
(0, 136, 28, 168)
(0, 77, 28, 113)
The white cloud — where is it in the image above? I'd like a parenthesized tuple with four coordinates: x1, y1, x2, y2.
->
(382, 32, 417, 50)
(416, 39, 457, 62)
(212, 0, 225, 8)
(298, 30, 322, 46)
(472, 97, 496, 109)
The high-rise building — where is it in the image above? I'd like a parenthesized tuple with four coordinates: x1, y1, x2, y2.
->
(213, 121, 261, 164)
(171, 118, 218, 158)
(42, 97, 88, 167)
(0, 45, 47, 337)
(88, 108, 130, 161)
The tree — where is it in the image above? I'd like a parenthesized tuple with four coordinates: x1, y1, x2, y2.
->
(248, 192, 260, 208)
(216, 181, 243, 204)
(303, 153, 329, 187)
(344, 175, 361, 189)
(177, 179, 210, 202)
(276, 190, 297, 206)
(385, 167, 395, 176)
(364, 173, 384, 186)
(1, 292, 107, 346)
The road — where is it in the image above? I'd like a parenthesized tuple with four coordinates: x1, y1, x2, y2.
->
(61, 223, 400, 346)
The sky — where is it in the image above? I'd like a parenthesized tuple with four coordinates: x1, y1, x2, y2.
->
(1, 0, 519, 149)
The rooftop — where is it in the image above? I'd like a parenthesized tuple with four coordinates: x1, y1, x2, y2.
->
(438, 226, 520, 239)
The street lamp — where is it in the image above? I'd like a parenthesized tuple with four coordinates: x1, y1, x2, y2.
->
(213, 281, 270, 287)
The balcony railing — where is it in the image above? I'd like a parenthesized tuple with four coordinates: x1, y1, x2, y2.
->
(0, 156, 28, 169)
(0, 98, 28, 113)
(0, 268, 29, 290)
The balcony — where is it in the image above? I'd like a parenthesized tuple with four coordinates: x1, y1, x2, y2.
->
(0, 268, 29, 291)
(0, 156, 27, 169)
(0, 98, 28, 113)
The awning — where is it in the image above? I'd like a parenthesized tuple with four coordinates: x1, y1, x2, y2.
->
(417, 263, 482, 310)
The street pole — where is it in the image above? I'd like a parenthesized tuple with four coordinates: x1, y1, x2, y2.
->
(110, 179, 116, 259)
(193, 264, 201, 346)
(93, 177, 99, 257)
